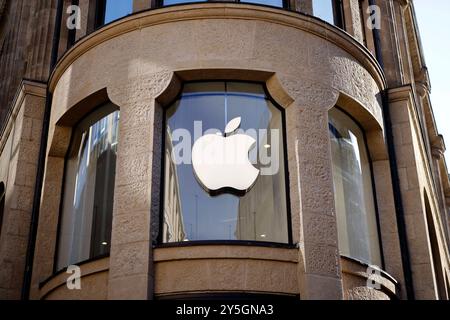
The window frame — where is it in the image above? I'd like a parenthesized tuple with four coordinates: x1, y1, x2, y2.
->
(333, 0, 346, 30)
(156, 80, 294, 249)
(53, 102, 119, 273)
(329, 106, 385, 268)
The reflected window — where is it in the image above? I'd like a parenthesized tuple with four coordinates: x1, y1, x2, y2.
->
(329, 108, 381, 266)
(312, 0, 345, 27)
(57, 104, 119, 270)
(163, 82, 289, 244)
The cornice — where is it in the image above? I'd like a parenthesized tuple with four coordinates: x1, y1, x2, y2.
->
(0, 80, 47, 154)
(49, 3, 386, 93)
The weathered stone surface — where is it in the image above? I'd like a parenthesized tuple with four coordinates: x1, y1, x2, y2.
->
(0, 2, 447, 301)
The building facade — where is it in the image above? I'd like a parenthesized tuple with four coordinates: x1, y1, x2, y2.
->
(0, 0, 449, 300)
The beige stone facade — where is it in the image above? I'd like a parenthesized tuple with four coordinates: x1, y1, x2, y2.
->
(0, 0, 449, 300)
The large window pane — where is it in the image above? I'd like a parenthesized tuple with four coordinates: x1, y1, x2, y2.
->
(163, 82, 289, 244)
(104, 0, 133, 24)
(57, 105, 119, 270)
(329, 108, 381, 266)
(241, 0, 284, 8)
(313, 0, 338, 25)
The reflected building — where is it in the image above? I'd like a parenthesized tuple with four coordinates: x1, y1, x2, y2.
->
(163, 128, 186, 243)
(237, 111, 288, 243)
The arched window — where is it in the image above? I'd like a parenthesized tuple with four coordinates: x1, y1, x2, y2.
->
(162, 81, 290, 244)
(312, 0, 345, 28)
(329, 108, 381, 266)
(56, 104, 119, 270)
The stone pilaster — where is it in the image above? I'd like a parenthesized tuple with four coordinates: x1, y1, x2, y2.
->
(106, 71, 172, 300)
(25, 0, 57, 81)
(388, 85, 439, 299)
(281, 76, 343, 300)
(342, 0, 364, 44)
(0, 81, 46, 299)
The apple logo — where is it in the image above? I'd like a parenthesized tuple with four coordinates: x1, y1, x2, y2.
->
(192, 117, 260, 196)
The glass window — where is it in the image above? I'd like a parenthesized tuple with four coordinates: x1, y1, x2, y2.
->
(104, 0, 133, 24)
(312, 0, 344, 27)
(163, 0, 284, 8)
(163, 82, 289, 244)
(329, 108, 381, 266)
(163, 0, 206, 6)
(240, 0, 284, 7)
(57, 105, 119, 270)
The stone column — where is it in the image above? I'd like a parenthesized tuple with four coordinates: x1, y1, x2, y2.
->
(342, 0, 364, 43)
(76, 0, 91, 41)
(431, 136, 450, 248)
(446, 197, 450, 233)
(107, 71, 172, 300)
(0, 81, 46, 299)
(388, 85, 439, 299)
(282, 77, 343, 300)
(25, 0, 58, 82)
(372, 0, 405, 87)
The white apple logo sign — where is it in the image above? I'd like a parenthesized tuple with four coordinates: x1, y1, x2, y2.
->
(192, 117, 260, 195)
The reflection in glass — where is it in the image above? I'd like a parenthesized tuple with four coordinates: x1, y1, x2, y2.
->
(57, 105, 119, 270)
(163, 0, 206, 5)
(163, 82, 289, 244)
(104, 0, 133, 24)
(329, 108, 381, 266)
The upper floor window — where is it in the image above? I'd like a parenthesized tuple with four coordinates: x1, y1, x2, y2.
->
(329, 108, 381, 266)
(163, 0, 205, 5)
(0, 183, 5, 238)
(56, 104, 119, 270)
(312, 0, 345, 28)
(241, 0, 284, 7)
(162, 0, 284, 8)
(162, 82, 290, 244)
(98, 0, 133, 26)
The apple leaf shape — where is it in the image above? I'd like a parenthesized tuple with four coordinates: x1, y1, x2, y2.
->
(224, 117, 241, 135)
